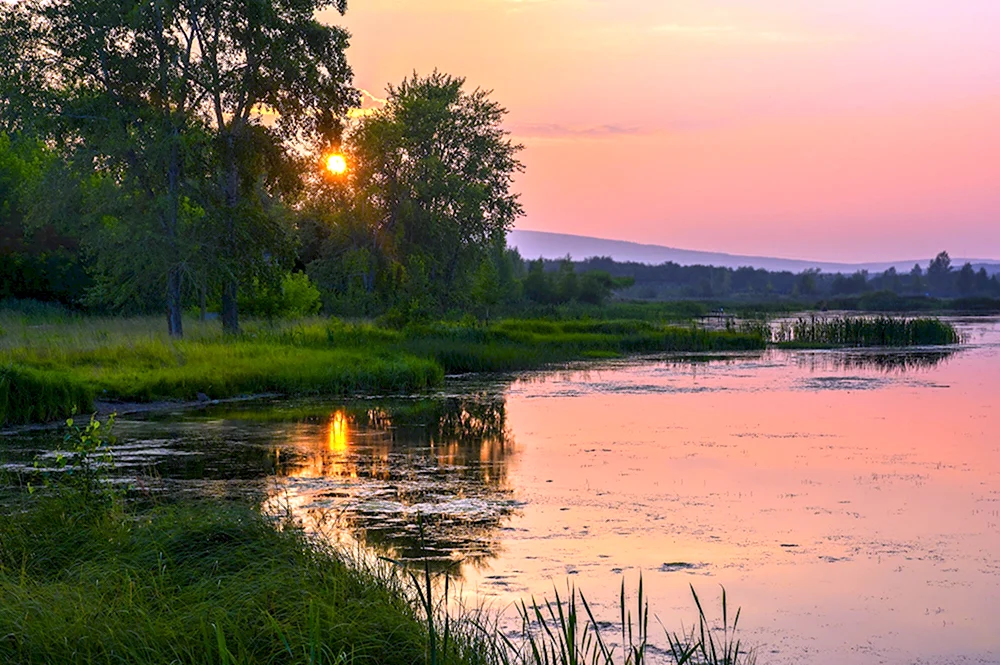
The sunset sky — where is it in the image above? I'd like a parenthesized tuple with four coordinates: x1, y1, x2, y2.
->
(325, 1, 1000, 262)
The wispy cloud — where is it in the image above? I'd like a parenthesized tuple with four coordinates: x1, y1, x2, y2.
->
(511, 122, 645, 140)
(651, 23, 850, 44)
(347, 87, 389, 119)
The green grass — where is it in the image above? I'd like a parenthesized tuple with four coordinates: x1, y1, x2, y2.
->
(0, 314, 765, 425)
(0, 495, 454, 665)
(401, 320, 764, 374)
(0, 365, 93, 426)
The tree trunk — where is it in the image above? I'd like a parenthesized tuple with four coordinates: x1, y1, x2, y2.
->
(166, 266, 183, 338)
(221, 131, 240, 335)
(221, 278, 239, 335)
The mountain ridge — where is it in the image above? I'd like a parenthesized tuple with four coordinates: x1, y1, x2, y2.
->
(509, 230, 1000, 275)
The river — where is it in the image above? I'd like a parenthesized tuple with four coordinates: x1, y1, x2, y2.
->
(3, 316, 999, 664)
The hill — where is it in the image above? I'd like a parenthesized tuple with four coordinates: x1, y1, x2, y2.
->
(509, 230, 1000, 274)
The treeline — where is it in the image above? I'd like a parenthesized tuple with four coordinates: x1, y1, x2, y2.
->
(564, 251, 1000, 302)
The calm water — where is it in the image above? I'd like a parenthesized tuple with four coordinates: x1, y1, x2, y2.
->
(3, 317, 999, 664)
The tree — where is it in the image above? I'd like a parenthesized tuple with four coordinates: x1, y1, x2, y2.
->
(0, 0, 210, 336)
(795, 269, 819, 296)
(909, 263, 925, 293)
(927, 251, 952, 295)
(0, 133, 90, 303)
(555, 257, 578, 303)
(578, 270, 614, 305)
(188, 0, 358, 333)
(346, 71, 523, 310)
(975, 267, 991, 295)
(0, 0, 357, 336)
(522, 259, 554, 304)
(956, 262, 976, 296)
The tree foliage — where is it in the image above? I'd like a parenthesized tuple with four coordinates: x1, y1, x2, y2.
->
(320, 71, 523, 314)
(0, 0, 357, 334)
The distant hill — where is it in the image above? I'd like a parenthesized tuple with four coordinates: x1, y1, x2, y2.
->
(509, 230, 1000, 275)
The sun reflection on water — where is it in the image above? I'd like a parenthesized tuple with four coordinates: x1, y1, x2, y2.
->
(328, 410, 349, 452)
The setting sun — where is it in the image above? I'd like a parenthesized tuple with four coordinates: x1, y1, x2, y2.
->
(325, 153, 347, 175)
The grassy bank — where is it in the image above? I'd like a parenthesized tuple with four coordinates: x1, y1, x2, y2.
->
(0, 365, 93, 426)
(0, 313, 765, 426)
(0, 495, 459, 665)
(0, 489, 755, 665)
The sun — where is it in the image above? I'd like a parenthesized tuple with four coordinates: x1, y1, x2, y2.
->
(325, 153, 347, 175)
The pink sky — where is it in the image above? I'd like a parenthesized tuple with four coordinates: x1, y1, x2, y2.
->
(325, 0, 1000, 262)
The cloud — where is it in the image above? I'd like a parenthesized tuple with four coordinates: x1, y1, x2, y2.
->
(511, 122, 645, 140)
(347, 87, 389, 119)
(651, 23, 849, 44)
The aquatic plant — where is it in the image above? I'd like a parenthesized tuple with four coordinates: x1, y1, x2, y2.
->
(745, 315, 961, 347)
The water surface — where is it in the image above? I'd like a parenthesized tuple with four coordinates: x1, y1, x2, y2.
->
(4, 317, 999, 664)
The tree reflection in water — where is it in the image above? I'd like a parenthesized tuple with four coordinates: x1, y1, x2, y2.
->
(793, 349, 958, 374)
(265, 395, 517, 577)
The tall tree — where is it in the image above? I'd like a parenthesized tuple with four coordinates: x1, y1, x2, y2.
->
(927, 251, 952, 295)
(0, 0, 207, 336)
(346, 72, 524, 310)
(189, 0, 358, 333)
(1, 0, 357, 335)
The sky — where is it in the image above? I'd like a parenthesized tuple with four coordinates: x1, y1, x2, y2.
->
(322, 0, 1000, 262)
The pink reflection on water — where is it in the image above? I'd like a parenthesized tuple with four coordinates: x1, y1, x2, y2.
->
(465, 322, 1000, 664)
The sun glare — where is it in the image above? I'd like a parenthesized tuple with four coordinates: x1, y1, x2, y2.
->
(325, 153, 347, 175)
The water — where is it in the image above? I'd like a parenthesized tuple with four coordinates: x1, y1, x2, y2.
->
(3, 316, 999, 664)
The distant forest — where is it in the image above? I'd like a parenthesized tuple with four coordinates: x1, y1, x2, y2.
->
(533, 250, 1000, 304)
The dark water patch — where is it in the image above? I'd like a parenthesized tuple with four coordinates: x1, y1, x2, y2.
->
(660, 561, 708, 572)
(799, 376, 888, 391)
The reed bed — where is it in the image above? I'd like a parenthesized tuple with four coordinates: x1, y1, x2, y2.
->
(737, 315, 961, 347)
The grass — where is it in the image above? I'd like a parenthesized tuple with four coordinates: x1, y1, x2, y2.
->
(0, 495, 449, 665)
(762, 315, 962, 347)
(400, 320, 764, 374)
(0, 365, 93, 426)
(0, 313, 765, 426)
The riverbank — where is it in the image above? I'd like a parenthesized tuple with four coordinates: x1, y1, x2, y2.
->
(0, 492, 466, 664)
(0, 315, 765, 427)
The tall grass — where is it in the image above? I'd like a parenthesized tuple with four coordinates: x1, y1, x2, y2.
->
(402, 320, 765, 374)
(768, 315, 961, 347)
(730, 315, 962, 348)
(0, 496, 453, 665)
(400, 566, 756, 665)
(0, 365, 92, 427)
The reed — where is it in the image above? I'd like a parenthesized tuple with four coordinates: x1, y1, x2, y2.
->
(742, 315, 961, 347)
